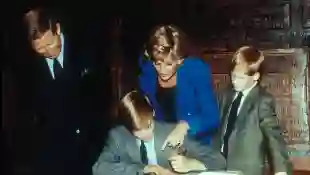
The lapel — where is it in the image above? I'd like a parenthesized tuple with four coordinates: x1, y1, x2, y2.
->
(214, 88, 235, 146)
(62, 35, 71, 70)
(125, 122, 171, 166)
(61, 37, 82, 81)
(236, 85, 260, 129)
(175, 62, 186, 118)
(220, 88, 235, 125)
(62, 41, 75, 79)
(61, 34, 79, 77)
(36, 58, 54, 82)
(124, 129, 141, 163)
(125, 122, 176, 168)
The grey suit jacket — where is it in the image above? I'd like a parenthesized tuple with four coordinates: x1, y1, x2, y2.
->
(93, 121, 226, 175)
(213, 85, 292, 175)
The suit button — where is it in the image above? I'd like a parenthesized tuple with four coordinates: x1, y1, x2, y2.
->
(187, 113, 192, 116)
(76, 128, 80, 134)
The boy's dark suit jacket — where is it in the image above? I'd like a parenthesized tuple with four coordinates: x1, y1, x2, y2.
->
(213, 85, 292, 175)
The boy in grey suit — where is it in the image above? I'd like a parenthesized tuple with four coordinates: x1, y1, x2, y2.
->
(93, 90, 226, 175)
(213, 46, 291, 175)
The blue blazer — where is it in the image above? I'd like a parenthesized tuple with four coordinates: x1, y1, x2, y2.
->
(138, 55, 219, 144)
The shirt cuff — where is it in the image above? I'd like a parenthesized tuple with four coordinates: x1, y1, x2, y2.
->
(274, 172, 288, 175)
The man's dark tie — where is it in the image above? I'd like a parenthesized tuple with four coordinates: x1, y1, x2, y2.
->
(223, 92, 243, 158)
(53, 59, 62, 79)
(140, 140, 148, 165)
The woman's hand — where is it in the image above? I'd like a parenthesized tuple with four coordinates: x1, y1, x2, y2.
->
(169, 155, 206, 173)
(161, 121, 189, 150)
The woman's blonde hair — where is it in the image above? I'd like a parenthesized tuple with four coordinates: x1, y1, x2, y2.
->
(145, 24, 188, 61)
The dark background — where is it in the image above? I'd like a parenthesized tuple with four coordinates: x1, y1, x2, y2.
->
(3, 0, 310, 68)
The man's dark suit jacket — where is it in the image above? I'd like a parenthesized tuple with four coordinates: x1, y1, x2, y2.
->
(213, 85, 292, 175)
(17, 32, 108, 175)
(93, 121, 226, 175)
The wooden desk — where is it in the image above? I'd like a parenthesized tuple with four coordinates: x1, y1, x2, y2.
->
(290, 156, 310, 171)
(293, 170, 310, 175)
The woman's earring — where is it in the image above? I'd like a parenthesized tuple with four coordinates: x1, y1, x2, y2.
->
(177, 59, 184, 65)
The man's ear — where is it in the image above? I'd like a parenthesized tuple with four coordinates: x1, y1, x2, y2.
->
(56, 23, 61, 35)
(253, 72, 260, 81)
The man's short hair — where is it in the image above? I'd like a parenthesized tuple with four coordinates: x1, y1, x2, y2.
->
(23, 7, 60, 40)
(119, 90, 154, 131)
(231, 46, 264, 76)
(233, 46, 261, 64)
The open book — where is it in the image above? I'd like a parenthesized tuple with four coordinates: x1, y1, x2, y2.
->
(197, 171, 243, 175)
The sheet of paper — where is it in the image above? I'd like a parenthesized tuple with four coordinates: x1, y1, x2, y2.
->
(197, 171, 243, 175)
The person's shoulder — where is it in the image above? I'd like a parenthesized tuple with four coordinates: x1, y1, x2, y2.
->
(217, 85, 233, 98)
(182, 56, 211, 75)
(258, 85, 275, 102)
(108, 125, 129, 137)
(181, 56, 211, 79)
(221, 84, 234, 93)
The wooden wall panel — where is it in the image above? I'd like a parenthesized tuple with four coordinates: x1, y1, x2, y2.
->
(261, 73, 292, 96)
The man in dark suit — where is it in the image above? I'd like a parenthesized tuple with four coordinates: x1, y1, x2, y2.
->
(93, 90, 226, 175)
(213, 46, 291, 175)
(22, 7, 104, 175)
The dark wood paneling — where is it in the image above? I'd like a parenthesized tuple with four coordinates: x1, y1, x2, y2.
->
(302, 0, 310, 28)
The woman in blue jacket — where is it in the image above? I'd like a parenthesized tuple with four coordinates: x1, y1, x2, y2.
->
(139, 25, 219, 147)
